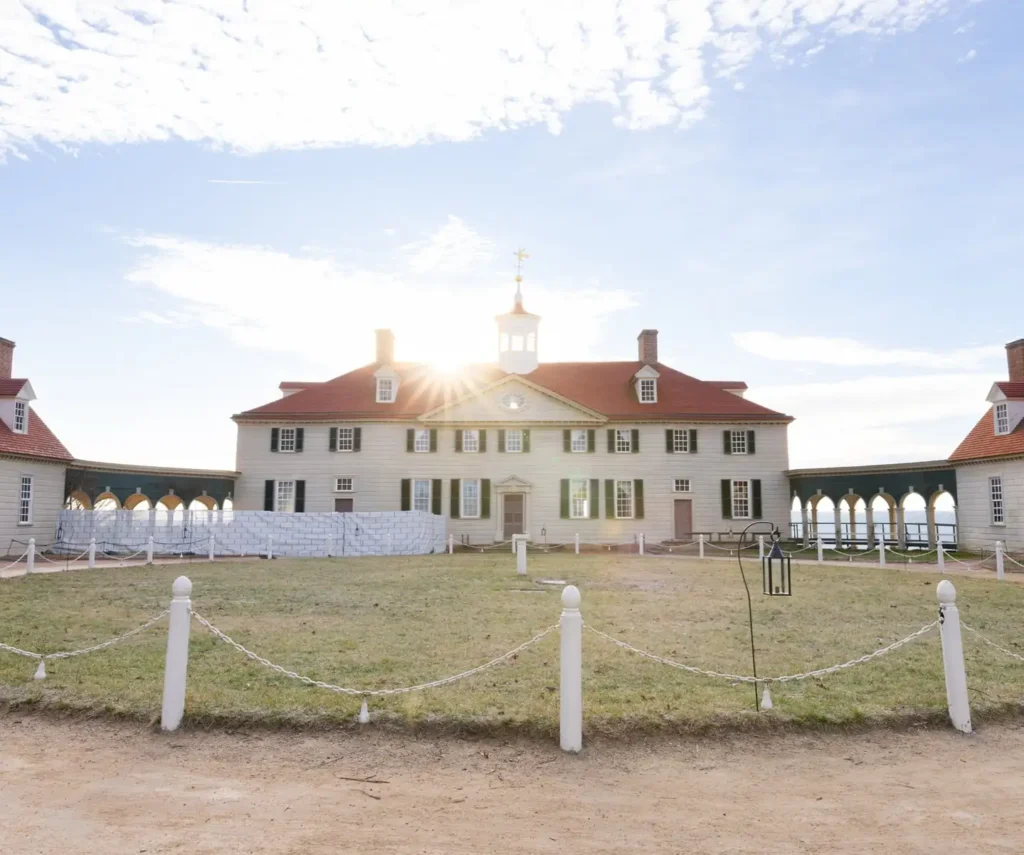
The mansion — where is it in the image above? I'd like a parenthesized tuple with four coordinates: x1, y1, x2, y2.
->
(232, 288, 794, 543)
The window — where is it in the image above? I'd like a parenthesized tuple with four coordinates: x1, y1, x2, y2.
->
(461, 479, 481, 518)
(673, 479, 691, 493)
(279, 428, 296, 453)
(730, 430, 748, 455)
(413, 479, 431, 513)
(526, 332, 536, 352)
(511, 335, 524, 352)
(13, 400, 27, 434)
(275, 480, 295, 513)
(414, 428, 431, 453)
(639, 378, 656, 403)
(18, 475, 32, 524)
(500, 333, 510, 352)
(570, 479, 590, 519)
(615, 480, 634, 519)
(570, 429, 588, 452)
(376, 378, 394, 403)
(505, 429, 523, 453)
(463, 429, 479, 452)
(731, 480, 751, 519)
(335, 477, 353, 492)
(995, 403, 1009, 435)
(990, 476, 1005, 524)
(615, 429, 632, 453)
(672, 429, 689, 453)
(337, 427, 355, 451)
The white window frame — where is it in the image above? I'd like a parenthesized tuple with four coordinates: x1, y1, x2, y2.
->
(673, 478, 691, 493)
(995, 403, 1010, 436)
(511, 334, 524, 352)
(463, 429, 479, 453)
(413, 479, 432, 513)
(505, 429, 523, 453)
(526, 332, 536, 352)
(570, 429, 588, 453)
(570, 479, 590, 519)
(615, 429, 632, 453)
(730, 430, 748, 455)
(672, 429, 689, 454)
(731, 479, 751, 520)
(615, 480, 634, 519)
(275, 480, 295, 513)
(376, 378, 395, 403)
(13, 400, 27, 434)
(336, 427, 355, 452)
(639, 378, 657, 403)
(990, 476, 1005, 525)
(18, 475, 33, 524)
(461, 479, 481, 519)
(414, 428, 431, 453)
(278, 427, 296, 453)
(335, 477, 354, 493)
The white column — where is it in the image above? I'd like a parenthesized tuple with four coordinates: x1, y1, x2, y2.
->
(448, 533, 454, 555)
(698, 534, 704, 558)
(879, 533, 886, 566)
(516, 539, 527, 575)
(937, 540, 945, 571)
(147, 536, 155, 565)
(638, 533, 645, 556)
(161, 576, 193, 732)
(267, 534, 274, 560)
(816, 536, 824, 564)
(996, 541, 1005, 580)
(88, 537, 96, 569)
(758, 535, 765, 561)
(26, 538, 35, 573)
(559, 585, 583, 754)
(209, 534, 215, 562)
(936, 580, 972, 734)
(575, 533, 580, 555)
(800, 505, 810, 547)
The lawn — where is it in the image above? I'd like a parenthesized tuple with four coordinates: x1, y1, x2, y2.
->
(2, 554, 1024, 735)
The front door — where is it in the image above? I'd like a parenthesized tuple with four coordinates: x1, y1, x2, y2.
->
(503, 493, 525, 539)
(334, 498, 354, 513)
(674, 499, 693, 540)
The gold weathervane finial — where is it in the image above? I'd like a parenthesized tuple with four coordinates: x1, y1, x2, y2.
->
(514, 248, 529, 284)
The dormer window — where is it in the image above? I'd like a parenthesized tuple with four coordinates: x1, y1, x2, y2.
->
(377, 378, 395, 403)
(13, 400, 27, 434)
(995, 402, 1009, 435)
(639, 378, 657, 403)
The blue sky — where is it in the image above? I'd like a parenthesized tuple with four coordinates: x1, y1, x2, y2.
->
(1, 0, 1021, 470)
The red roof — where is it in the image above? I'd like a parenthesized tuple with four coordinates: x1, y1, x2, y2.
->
(950, 408, 1024, 463)
(0, 407, 73, 463)
(995, 382, 1024, 399)
(236, 361, 790, 422)
(0, 378, 28, 396)
(278, 381, 321, 391)
(706, 381, 748, 391)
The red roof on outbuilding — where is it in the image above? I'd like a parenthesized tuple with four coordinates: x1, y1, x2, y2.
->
(950, 408, 1024, 463)
(0, 378, 29, 396)
(995, 382, 1024, 399)
(0, 407, 73, 463)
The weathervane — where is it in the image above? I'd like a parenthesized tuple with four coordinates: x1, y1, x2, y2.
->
(513, 248, 529, 304)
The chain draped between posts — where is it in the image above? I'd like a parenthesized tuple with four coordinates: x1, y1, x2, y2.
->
(962, 623, 1024, 663)
(0, 549, 29, 573)
(0, 611, 168, 662)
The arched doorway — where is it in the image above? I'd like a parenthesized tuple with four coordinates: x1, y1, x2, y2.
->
(899, 491, 927, 549)
(65, 490, 92, 510)
(929, 490, 958, 549)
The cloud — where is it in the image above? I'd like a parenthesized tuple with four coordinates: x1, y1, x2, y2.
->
(400, 216, 495, 274)
(0, 0, 954, 159)
(733, 331, 1004, 370)
(957, 48, 977, 63)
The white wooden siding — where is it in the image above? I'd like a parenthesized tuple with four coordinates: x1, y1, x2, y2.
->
(955, 460, 1024, 551)
(0, 457, 66, 554)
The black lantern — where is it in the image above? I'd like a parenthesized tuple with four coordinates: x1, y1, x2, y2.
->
(762, 527, 791, 596)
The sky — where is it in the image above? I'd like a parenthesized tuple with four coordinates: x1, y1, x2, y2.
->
(1, 0, 1022, 471)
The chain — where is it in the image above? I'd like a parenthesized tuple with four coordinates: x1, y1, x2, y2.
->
(0, 611, 168, 660)
(962, 623, 1024, 663)
(101, 549, 148, 561)
(1003, 554, 1024, 569)
(0, 549, 29, 572)
(945, 552, 996, 569)
(585, 621, 938, 684)
(192, 611, 557, 696)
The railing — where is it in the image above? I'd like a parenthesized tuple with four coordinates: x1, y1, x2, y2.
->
(789, 521, 958, 548)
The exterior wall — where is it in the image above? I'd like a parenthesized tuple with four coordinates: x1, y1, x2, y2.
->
(955, 459, 1024, 552)
(234, 422, 791, 544)
(0, 456, 66, 555)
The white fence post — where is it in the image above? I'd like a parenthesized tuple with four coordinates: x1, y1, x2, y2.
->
(936, 580, 972, 734)
(560, 585, 583, 753)
(516, 539, 527, 575)
(88, 537, 96, 569)
(267, 535, 273, 560)
(996, 541, 1005, 580)
(758, 534, 765, 561)
(146, 536, 155, 565)
(448, 534, 454, 555)
(816, 536, 824, 564)
(878, 533, 886, 567)
(208, 534, 215, 562)
(698, 534, 705, 559)
(26, 538, 35, 573)
(161, 576, 193, 732)
(575, 533, 580, 555)
(937, 540, 945, 571)
(638, 533, 645, 556)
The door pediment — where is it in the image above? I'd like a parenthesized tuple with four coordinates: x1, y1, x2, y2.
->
(495, 475, 532, 493)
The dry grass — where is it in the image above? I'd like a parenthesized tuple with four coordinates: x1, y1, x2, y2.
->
(2, 554, 1023, 735)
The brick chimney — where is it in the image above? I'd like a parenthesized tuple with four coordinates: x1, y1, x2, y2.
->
(375, 329, 395, 365)
(1008, 338, 1024, 383)
(637, 329, 658, 365)
(0, 338, 14, 380)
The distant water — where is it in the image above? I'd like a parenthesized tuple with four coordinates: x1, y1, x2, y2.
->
(790, 509, 957, 545)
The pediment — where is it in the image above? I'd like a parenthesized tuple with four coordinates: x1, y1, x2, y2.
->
(495, 475, 532, 492)
(420, 376, 605, 424)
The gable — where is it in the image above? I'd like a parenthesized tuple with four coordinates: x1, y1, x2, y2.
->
(421, 376, 606, 424)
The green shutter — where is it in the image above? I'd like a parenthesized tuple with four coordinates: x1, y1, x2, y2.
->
(634, 479, 644, 519)
(407, 429, 415, 452)
(605, 479, 614, 518)
(589, 479, 600, 518)
(270, 428, 279, 452)
(481, 480, 491, 519)
(752, 480, 762, 519)
(560, 479, 570, 519)
(631, 429, 639, 453)
(607, 430, 615, 452)
(587, 430, 596, 453)
(689, 429, 697, 453)
(563, 430, 571, 452)
(748, 430, 756, 454)
(498, 429, 506, 452)
(429, 429, 437, 452)
(353, 427, 362, 452)
(522, 429, 531, 452)
(455, 430, 463, 452)
(295, 480, 305, 513)
(450, 479, 461, 519)
(329, 427, 338, 451)
(666, 429, 673, 453)
(721, 480, 732, 519)
(295, 428, 304, 452)
(264, 480, 274, 510)
(723, 430, 732, 454)
(400, 479, 411, 511)
(432, 479, 442, 515)
(479, 430, 487, 452)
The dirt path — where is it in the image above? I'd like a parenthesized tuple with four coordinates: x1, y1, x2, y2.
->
(2, 716, 1024, 854)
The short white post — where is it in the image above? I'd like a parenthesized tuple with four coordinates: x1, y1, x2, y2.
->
(638, 533, 645, 556)
(26, 538, 35, 573)
(161, 576, 193, 732)
(937, 540, 945, 571)
(516, 538, 527, 575)
(575, 533, 580, 555)
(878, 533, 886, 567)
(511, 538, 516, 554)
(936, 580, 972, 734)
(88, 537, 96, 569)
(758, 534, 765, 561)
(448, 533, 454, 555)
(560, 585, 583, 753)
(267, 534, 273, 560)
(326, 535, 334, 558)
(208, 534, 215, 562)
(698, 534, 705, 559)
(146, 536, 155, 565)
(996, 541, 1005, 580)
(816, 536, 824, 564)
